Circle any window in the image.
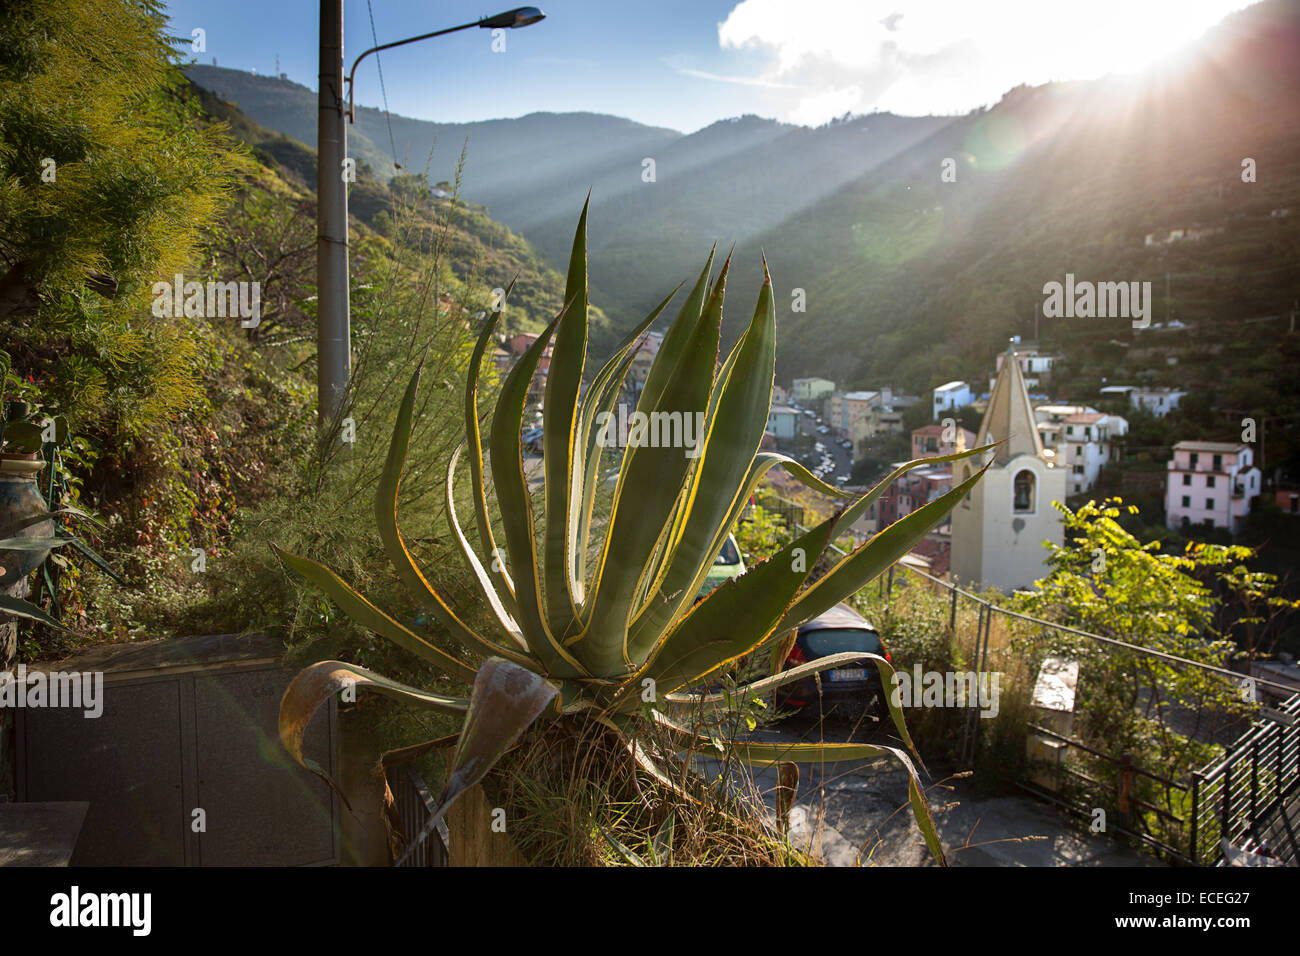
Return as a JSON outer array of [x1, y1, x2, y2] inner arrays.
[[1206, 476, 1215, 488], [1213, 454, 1222, 470], [1076, 446, 1083, 457], [1073, 465, 1084, 475], [1183, 474, 1191, 486], [1013, 470, 1035, 513], [1206, 498, 1215, 510], [1182, 495, 1190, 507], [1190, 452, 1199, 468]]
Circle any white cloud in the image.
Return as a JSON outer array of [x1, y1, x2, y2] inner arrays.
[[715, 0, 1255, 124], [673, 65, 796, 89]]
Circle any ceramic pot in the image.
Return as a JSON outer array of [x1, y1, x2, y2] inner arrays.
[[0, 455, 53, 586]]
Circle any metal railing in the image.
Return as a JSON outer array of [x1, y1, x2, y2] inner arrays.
[[1189, 691, 1300, 866], [389, 766, 449, 867]]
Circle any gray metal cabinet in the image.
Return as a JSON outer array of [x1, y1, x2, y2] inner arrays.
[[15, 633, 338, 866]]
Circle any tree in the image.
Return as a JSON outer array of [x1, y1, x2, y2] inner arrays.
[[1016, 498, 1292, 777], [0, 0, 242, 435]]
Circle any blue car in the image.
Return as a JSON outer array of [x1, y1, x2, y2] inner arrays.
[[774, 602, 890, 720]]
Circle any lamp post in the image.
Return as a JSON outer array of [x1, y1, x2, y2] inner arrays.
[[316, 5, 546, 431]]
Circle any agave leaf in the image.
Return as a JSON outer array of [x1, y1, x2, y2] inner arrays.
[[663, 650, 927, 773], [0, 536, 72, 550], [721, 739, 947, 866], [651, 812, 675, 865], [775, 462, 990, 636], [64, 536, 128, 585], [593, 712, 699, 803], [395, 658, 557, 865], [542, 199, 591, 632], [599, 826, 647, 866], [632, 250, 716, 418], [574, 288, 681, 597], [662, 651, 880, 714], [375, 369, 517, 662], [445, 445, 535, 662], [0, 594, 66, 629], [278, 660, 471, 802], [270, 544, 477, 683], [487, 311, 589, 678], [576, 260, 725, 673], [627, 265, 777, 662], [0, 506, 96, 538], [628, 511, 830, 703], [648, 713, 946, 865], [464, 300, 518, 613]]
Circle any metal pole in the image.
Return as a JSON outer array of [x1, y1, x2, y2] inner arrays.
[[1189, 771, 1201, 864], [318, 0, 351, 429]]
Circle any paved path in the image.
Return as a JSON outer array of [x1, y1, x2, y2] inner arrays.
[[695, 722, 1165, 867]]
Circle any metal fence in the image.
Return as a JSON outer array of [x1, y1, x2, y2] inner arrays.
[[746, 496, 1300, 865], [1189, 692, 1300, 865], [389, 765, 449, 867]]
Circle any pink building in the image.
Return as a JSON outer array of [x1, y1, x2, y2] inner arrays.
[[1165, 441, 1260, 534], [911, 423, 976, 459]]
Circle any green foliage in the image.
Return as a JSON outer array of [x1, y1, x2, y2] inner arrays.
[[734, 505, 794, 565], [0, 0, 245, 437], [274, 204, 991, 863], [1013, 498, 1292, 798]]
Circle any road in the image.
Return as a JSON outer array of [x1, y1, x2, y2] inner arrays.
[[786, 407, 854, 484]]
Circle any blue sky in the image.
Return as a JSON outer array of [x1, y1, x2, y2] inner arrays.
[[164, 0, 1256, 133]]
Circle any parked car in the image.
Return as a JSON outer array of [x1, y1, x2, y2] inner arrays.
[[697, 533, 746, 598], [774, 603, 890, 719], [840, 439, 853, 450], [803, 409, 815, 418], [816, 425, 830, 435]]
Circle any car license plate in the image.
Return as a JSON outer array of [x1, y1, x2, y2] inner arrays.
[[831, 668, 865, 681]]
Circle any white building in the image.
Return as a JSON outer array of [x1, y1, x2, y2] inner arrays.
[[1166, 441, 1260, 534], [1130, 386, 1187, 418], [791, 377, 836, 402], [1060, 412, 1128, 495], [766, 405, 800, 441], [951, 342, 1066, 592], [994, 348, 1058, 389], [1033, 404, 1093, 452], [933, 380, 973, 419]]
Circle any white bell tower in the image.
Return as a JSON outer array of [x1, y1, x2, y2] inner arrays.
[[950, 340, 1065, 592]]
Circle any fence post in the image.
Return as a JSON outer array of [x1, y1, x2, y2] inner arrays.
[[1189, 770, 1201, 865], [1277, 723, 1284, 800], [1222, 760, 1233, 840], [1250, 739, 1259, 821], [1117, 752, 1134, 833], [949, 587, 958, 634]]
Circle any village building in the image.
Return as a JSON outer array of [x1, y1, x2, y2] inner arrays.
[[951, 342, 1066, 592]]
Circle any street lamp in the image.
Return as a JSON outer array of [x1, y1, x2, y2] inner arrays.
[[316, 5, 546, 431], [346, 7, 545, 122]]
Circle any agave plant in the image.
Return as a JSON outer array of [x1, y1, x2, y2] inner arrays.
[[274, 201, 988, 864]]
